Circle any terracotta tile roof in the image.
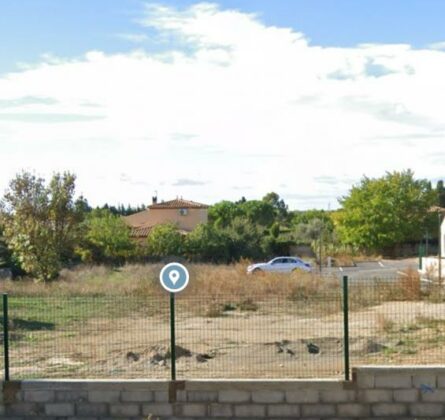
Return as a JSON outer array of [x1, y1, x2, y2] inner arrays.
[[129, 224, 190, 238], [148, 198, 209, 209], [130, 225, 154, 238]]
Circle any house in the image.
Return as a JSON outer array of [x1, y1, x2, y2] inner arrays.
[[124, 197, 209, 239]]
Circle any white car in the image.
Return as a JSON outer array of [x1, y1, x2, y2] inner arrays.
[[247, 257, 312, 274]]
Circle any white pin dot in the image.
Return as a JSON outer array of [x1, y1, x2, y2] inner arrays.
[[169, 270, 180, 285]]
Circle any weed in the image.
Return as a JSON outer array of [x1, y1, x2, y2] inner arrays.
[[376, 314, 395, 333], [205, 302, 226, 317], [238, 298, 258, 312]]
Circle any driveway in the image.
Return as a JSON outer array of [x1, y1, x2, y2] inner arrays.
[[321, 258, 418, 281]]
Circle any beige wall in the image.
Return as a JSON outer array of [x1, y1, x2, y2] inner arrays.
[[125, 208, 208, 231], [146, 208, 207, 231]]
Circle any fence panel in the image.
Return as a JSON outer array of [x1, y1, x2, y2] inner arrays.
[[349, 275, 445, 368], [5, 295, 170, 379], [2, 277, 344, 379], [174, 289, 343, 379]]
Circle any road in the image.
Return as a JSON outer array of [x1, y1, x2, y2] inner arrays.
[[321, 258, 419, 281]]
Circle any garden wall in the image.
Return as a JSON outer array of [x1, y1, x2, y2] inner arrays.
[[2, 366, 445, 419]]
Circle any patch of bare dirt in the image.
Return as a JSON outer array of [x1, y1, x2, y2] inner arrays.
[[5, 300, 445, 379]]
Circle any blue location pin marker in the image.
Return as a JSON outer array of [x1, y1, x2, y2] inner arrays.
[[160, 262, 189, 293]]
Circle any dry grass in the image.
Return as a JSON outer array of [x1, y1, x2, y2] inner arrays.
[[0, 263, 343, 319], [396, 267, 421, 300], [0, 262, 326, 298], [0, 263, 437, 320]]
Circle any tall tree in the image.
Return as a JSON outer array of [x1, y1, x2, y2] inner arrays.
[[48, 173, 85, 261], [262, 192, 288, 221], [0, 225, 12, 268], [0, 171, 84, 281], [239, 200, 275, 226], [335, 170, 437, 252], [437, 180, 445, 208], [208, 201, 243, 227]]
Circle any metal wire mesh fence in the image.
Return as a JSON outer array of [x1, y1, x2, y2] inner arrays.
[[1, 296, 170, 380], [348, 276, 445, 368], [174, 291, 343, 379], [1, 273, 445, 381]]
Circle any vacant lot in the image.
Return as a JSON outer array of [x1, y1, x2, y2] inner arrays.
[[1, 263, 445, 379]]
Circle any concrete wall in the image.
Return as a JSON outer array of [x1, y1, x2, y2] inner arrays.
[[2, 366, 445, 419]]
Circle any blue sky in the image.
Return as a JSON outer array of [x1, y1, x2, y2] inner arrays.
[[1, 1, 445, 209], [2, 0, 445, 74]]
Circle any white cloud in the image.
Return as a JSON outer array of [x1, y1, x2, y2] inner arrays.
[[428, 41, 445, 51], [1, 3, 445, 209]]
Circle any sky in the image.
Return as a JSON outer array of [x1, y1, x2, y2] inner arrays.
[[1, 1, 445, 210]]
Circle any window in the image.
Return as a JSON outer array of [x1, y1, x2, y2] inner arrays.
[[179, 208, 188, 216]]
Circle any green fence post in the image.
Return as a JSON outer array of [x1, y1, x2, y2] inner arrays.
[[342, 276, 350, 381], [3, 293, 10, 381], [170, 292, 176, 381]]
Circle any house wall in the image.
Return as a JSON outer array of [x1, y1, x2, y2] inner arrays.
[[125, 208, 208, 231], [2, 366, 445, 419], [145, 208, 208, 231]]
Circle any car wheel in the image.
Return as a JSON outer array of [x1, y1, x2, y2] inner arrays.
[[252, 268, 263, 275]]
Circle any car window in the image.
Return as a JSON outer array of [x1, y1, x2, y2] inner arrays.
[[272, 258, 284, 264]]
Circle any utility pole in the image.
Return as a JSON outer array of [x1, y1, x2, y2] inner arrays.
[[439, 212, 442, 285], [319, 222, 323, 275]]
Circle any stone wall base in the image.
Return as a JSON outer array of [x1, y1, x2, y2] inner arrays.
[[2, 366, 445, 419]]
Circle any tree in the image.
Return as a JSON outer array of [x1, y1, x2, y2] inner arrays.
[[336, 170, 437, 252], [239, 200, 275, 226], [48, 173, 86, 261], [291, 209, 333, 228], [437, 180, 445, 208], [77, 209, 135, 263], [146, 224, 184, 259], [224, 216, 266, 260], [294, 218, 325, 244], [0, 224, 12, 268], [0, 171, 84, 281], [185, 224, 231, 262], [208, 201, 243, 227], [262, 192, 288, 221], [99, 203, 145, 216]]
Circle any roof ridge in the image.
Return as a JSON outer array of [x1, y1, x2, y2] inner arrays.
[[148, 198, 208, 209]]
